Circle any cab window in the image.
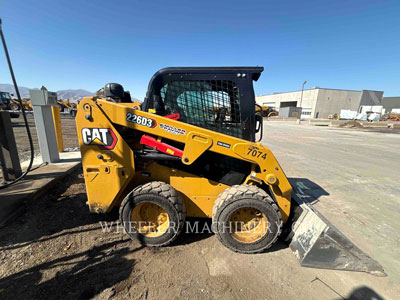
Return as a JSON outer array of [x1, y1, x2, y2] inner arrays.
[[159, 80, 242, 138]]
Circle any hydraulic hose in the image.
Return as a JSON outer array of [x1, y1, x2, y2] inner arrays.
[[0, 18, 35, 189], [255, 104, 263, 142]]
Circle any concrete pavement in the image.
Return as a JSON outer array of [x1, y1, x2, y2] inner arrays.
[[261, 121, 400, 293], [0, 152, 81, 227]]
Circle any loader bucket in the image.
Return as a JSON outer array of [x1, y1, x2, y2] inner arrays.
[[287, 183, 386, 277]]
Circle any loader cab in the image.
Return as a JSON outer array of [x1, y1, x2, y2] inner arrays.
[[142, 67, 263, 142], [0, 91, 11, 109]]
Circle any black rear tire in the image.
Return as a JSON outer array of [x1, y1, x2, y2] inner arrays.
[[119, 181, 186, 246], [212, 185, 282, 253]]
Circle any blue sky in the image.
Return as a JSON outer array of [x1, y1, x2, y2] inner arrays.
[[1, 0, 399, 99]]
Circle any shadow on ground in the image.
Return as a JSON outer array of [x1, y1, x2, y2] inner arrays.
[[289, 177, 330, 205], [0, 168, 111, 251], [343, 286, 384, 300], [172, 218, 214, 246], [0, 240, 137, 300], [312, 277, 385, 300]]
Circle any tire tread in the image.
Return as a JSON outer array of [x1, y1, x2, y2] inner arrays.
[[119, 181, 186, 246], [212, 184, 282, 253]]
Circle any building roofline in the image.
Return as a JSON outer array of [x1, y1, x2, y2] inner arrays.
[[257, 87, 383, 97], [382, 97, 400, 100]]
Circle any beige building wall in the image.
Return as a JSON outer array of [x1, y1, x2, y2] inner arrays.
[[256, 89, 319, 118], [313, 89, 361, 118], [256, 89, 318, 110], [256, 88, 383, 118]]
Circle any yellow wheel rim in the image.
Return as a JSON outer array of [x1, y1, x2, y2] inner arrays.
[[228, 207, 269, 244], [130, 202, 170, 238]]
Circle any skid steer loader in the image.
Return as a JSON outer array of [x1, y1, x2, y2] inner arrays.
[[76, 67, 384, 275]]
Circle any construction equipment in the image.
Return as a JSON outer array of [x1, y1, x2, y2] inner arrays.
[[57, 99, 78, 116], [8, 97, 32, 111], [328, 113, 338, 120], [0, 91, 19, 118], [76, 67, 385, 275], [0, 91, 12, 110], [255, 105, 278, 117], [381, 113, 400, 121]]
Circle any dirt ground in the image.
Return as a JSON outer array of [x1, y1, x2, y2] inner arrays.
[[1, 120, 399, 299], [0, 168, 384, 300], [0, 168, 286, 300]]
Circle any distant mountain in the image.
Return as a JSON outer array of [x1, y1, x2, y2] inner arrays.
[[56, 89, 94, 102], [0, 84, 35, 98], [0, 84, 93, 102]]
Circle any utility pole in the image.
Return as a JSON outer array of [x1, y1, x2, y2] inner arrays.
[[297, 80, 307, 124]]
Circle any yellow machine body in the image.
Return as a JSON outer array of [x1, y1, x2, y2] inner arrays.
[[76, 97, 292, 222], [9, 98, 32, 111], [75, 93, 386, 275]]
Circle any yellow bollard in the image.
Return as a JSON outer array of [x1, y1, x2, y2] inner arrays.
[[51, 105, 64, 152]]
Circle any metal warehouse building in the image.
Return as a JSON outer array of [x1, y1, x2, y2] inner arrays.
[[256, 88, 383, 119], [382, 97, 400, 113]]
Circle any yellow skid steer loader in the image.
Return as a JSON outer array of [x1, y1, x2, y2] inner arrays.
[[76, 67, 384, 276]]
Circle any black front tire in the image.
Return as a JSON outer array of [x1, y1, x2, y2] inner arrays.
[[212, 185, 282, 253], [119, 181, 186, 246]]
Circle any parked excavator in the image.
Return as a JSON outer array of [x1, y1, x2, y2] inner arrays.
[[76, 67, 385, 276]]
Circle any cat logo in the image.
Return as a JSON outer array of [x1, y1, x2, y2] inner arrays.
[[82, 128, 118, 150]]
